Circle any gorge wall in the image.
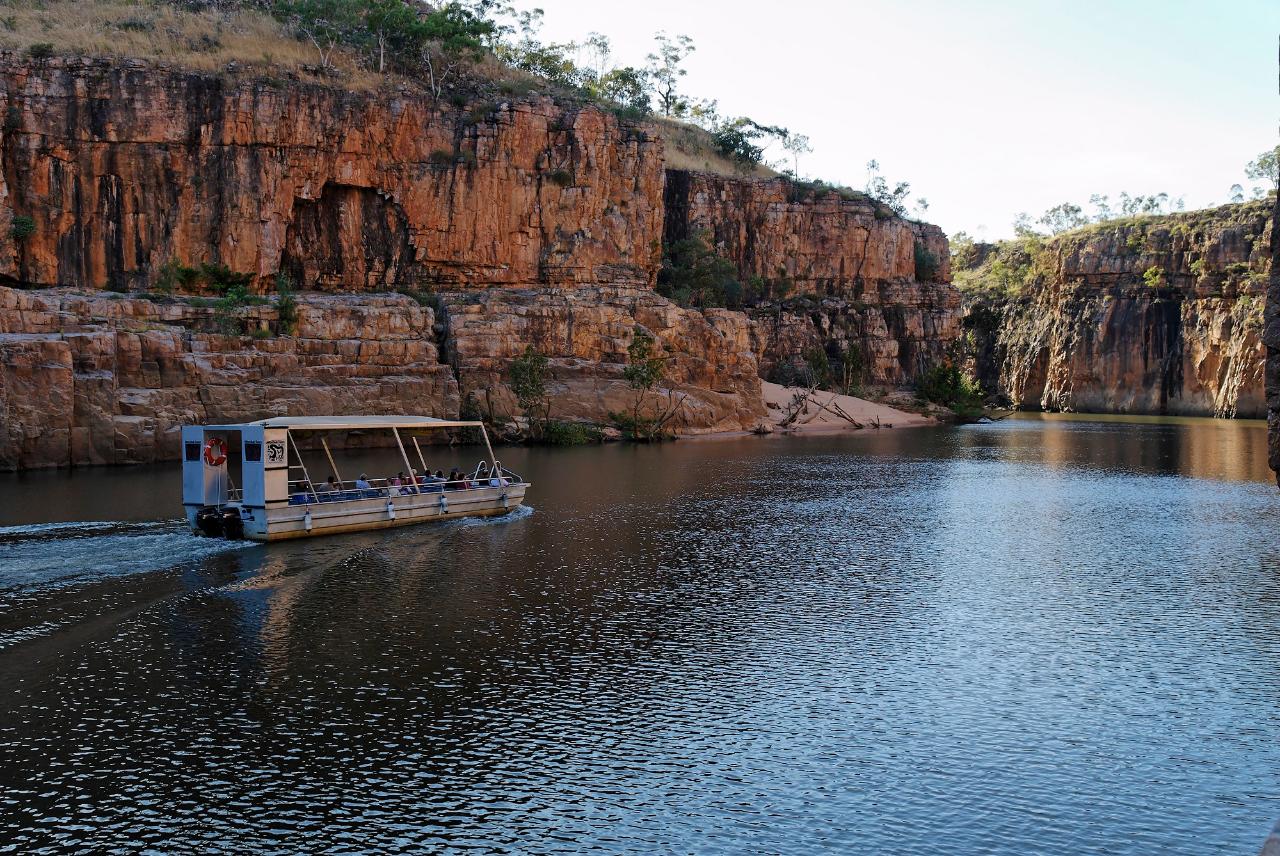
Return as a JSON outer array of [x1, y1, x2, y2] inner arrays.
[[0, 55, 958, 469], [665, 171, 960, 385], [962, 201, 1272, 419]]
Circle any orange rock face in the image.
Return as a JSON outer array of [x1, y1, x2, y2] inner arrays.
[[0, 56, 663, 291], [972, 202, 1272, 417], [665, 170, 951, 293], [666, 171, 961, 384], [445, 287, 765, 432]]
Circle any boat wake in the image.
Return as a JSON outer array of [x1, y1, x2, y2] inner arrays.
[[455, 503, 535, 527], [0, 519, 258, 594]]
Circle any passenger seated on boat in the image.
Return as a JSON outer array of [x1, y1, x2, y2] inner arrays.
[[290, 480, 318, 505], [393, 472, 416, 495], [355, 473, 372, 490], [447, 468, 465, 490]]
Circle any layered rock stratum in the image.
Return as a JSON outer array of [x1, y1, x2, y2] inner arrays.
[[961, 201, 1272, 419]]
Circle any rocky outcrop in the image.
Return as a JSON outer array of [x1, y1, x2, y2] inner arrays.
[[0, 55, 662, 292], [445, 287, 764, 432], [0, 283, 773, 469], [665, 171, 961, 384], [965, 201, 1272, 418], [0, 287, 457, 468]]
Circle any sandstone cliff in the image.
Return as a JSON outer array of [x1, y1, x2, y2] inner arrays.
[[0, 55, 662, 292], [962, 201, 1272, 418], [665, 171, 962, 385], [0, 56, 960, 470]]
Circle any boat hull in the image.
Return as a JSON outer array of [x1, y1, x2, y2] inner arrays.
[[189, 484, 528, 542]]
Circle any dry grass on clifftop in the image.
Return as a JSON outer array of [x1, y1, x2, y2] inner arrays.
[[0, 0, 381, 86]]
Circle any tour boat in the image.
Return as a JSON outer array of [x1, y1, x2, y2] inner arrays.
[[180, 416, 529, 542]]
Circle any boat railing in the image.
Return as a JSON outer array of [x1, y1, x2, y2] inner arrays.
[[286, 473, 524, 507]]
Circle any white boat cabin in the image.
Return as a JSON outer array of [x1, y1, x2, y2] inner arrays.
[[181, 416, 528, 542]]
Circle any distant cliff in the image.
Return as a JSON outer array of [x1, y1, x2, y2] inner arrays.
[[960, 201, 1272, 418], [0, 56, 961, 469]]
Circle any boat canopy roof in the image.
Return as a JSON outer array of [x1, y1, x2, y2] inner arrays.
[[196, 416, 485, 432]]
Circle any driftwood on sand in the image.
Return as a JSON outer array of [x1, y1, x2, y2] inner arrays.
[[779, 387, 886, 431]]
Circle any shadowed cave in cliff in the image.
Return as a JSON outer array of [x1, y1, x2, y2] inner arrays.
[[282, 183, 416, 291]]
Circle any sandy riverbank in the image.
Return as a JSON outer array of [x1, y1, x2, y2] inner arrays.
[[757, 380, 935, 433]]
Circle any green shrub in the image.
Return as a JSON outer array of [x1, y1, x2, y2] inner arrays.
[[657, 231, 743, 309], [610, 104, 648, 123], [1142, 266, 1167, 289], [508, 346, 550, 438], [428, 148, 454, 167], [838, 343, 866, 393], [153, 258, 203, 293], [498, 78, 539, 96], [801, 346, 832, 389], [27, 43, 53, 60], [916, 362, 984, 413], [274, 272, 299, 335], [548, 169, 573, 187], [10, 215, 35, 239], [464, 102, 497, 125], [914, 241, 939, 280], [541, 420, 603, 446], [198, 262, 254, 294]]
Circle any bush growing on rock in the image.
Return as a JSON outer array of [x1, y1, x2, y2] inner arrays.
[[274, 273, 299, 335], [1142, 266, 1167, 289], [540, 420, 604, 446], [916, 362, 985, 420], [10, 215, 35, 240], [612, 329, 684, 441], [507, 346, 550, 439], [913, 241, 939, 281], [657, 231, 743, 309]]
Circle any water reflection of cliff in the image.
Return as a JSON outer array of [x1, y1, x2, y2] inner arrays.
[[965, 414, 1271, 483]]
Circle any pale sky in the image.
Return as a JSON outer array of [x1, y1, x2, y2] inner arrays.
[[531, 0, 1279, 240]]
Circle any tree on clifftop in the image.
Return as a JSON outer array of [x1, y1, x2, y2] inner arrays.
[[646, 32, 694, 116], [864, 160, 911, 217], [1246, 145, 1280, 198]]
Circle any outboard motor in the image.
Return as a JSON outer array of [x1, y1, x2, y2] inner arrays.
[[195, 506, 225, 537], [221, 508, 245, 540]]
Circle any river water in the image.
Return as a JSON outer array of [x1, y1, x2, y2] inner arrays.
[[1, 415, 1279, 854]]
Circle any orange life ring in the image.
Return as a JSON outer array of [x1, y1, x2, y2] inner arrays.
[[203, 437, 228, 467]]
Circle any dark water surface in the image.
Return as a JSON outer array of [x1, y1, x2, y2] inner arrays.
[[2, 416, 1279, 854]]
